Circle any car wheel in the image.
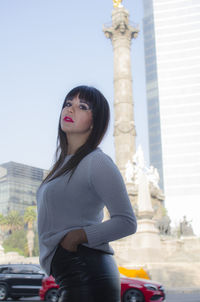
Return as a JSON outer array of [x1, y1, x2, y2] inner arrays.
[[123, 289, 144, 302], [0, 284, 8, 301], [45, 288, 58, 302]]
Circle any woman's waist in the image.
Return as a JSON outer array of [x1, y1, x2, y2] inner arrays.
[[51, 241, 114, 258]]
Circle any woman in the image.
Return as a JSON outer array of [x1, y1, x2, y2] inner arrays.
[[36, 85, 137, 302]]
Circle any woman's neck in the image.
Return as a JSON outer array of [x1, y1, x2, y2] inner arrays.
[[66, 133, 88, 155]]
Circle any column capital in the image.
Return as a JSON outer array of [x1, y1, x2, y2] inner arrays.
[[103, 7, 139, 41]]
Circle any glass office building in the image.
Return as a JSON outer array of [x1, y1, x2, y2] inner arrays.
[[143, 0, 200, 234], [0, 161, 48, 215], [143, 0, 164, 190]]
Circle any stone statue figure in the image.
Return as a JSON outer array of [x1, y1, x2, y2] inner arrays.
[[147, 166, 160, 189], [180, 216, 195, 236], [132, 145, 145, 170], [157, 215, 171, 235], [113, 0, 123, 8], [125, 160, 134, 182], [132, 146, 147, 185], [137, 160, 154, 216]]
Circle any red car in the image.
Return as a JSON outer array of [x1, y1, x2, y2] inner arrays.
[[39, 274, 165, 302]]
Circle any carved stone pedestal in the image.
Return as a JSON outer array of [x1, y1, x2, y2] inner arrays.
[[130, 218, 163, 263]]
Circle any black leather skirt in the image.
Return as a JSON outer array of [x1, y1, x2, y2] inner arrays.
[[51, 244, 120, 302]]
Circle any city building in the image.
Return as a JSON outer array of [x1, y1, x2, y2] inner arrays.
[[143, 0, 200, 234], [0, 161, 48, 215]]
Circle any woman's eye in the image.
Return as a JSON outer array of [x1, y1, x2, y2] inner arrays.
[[80, 104, 89, 110], [65, 102, 72, 107]]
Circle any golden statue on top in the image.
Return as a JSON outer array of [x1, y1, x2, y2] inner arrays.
[[113, 0, 123, 8]]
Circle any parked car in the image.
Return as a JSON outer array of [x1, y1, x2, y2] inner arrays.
[[0, 263, 45, 301], [40, 274, 165, 302], [120, 275, 165, 302]]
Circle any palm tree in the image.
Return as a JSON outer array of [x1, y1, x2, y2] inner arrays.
[[24, 206, 37, 257], [5, 211, 23, 233]]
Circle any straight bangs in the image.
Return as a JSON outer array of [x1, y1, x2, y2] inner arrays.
[[63, 86, 100, 112]]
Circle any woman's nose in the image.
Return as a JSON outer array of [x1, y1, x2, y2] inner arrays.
[[67, 106, 73, 113]]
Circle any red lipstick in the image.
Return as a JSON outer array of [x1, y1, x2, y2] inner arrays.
[[64, 116, 74, 123]]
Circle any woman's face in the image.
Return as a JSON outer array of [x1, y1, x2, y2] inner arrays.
[[60, 94, 93, 138]]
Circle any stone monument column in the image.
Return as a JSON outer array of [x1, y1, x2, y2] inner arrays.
[[103, 2, 139, 179]]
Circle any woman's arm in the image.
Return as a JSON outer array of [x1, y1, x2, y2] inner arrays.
[[83, 152, 137, 247]]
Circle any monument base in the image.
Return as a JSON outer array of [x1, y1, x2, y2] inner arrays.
[[113, 235, 200, 289], [145, 262, 200, 288], [131, 218, 162, 249]]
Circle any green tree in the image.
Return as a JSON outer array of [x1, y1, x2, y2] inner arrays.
[[3, 229, 27, 256], [0, 214, 7, 232], [5, 211, 23, 233], [2, 208, 38, 257]]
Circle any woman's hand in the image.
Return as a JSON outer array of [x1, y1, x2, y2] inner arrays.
[[60, 229, 88, 252]]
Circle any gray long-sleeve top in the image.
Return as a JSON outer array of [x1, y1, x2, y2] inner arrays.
[[36, 148, 137, 275]]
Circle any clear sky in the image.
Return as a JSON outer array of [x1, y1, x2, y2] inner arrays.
[[0, 0, 148, 170]]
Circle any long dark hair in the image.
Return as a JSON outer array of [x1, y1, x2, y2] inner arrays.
[[41, 85, 110, 184]]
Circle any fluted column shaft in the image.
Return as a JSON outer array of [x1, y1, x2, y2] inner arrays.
[[103, 7, 138, 178]]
